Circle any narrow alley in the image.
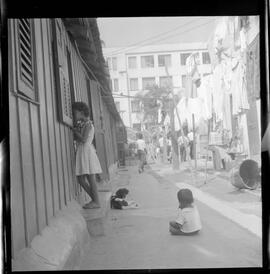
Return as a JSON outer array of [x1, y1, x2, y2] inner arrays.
[[80, 164, 262, 270]]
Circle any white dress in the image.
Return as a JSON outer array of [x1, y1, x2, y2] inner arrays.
[[75, 121, 102, 176]]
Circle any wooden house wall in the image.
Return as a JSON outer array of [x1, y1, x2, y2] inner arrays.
[[102, 100, 118, 168], [9, 18, 119, 258], [9, 19, 75, 257]]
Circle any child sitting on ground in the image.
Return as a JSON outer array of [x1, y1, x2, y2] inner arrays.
[[169, 188, 202, 235], [111, 188, 139, 210]]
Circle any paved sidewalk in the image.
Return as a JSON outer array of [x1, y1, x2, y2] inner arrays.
[[79, 165, 262, 270], [151, 160, 262, 218]]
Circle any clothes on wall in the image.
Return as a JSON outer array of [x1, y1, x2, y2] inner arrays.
[[197, 75, 213, 120], [230, 57, 250, 115], [246, 34, 260, 101]]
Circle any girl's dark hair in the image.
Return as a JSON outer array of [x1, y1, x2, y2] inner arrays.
[[115, 188, 129, 198], [177, 189, 194, 209], [72, 102, 90, 117]]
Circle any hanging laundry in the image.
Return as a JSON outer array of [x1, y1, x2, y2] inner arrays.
[[164, 114, 170, 126], [207, 31, 219, 69], [222, 92, 232, 132], [184, 75, 193, 98], [240, 28, 247, 53], [246, 42, 255, 102], [188, 97, 207, 125], [234, 17, 241, 51], [158, 107, 162, 124], [253, 35, 260, 99], [212, 65, 224, 121], [230, 56, 250, 115], [197, 75, 213, 120], [175, 97, 192, 131], [239, 60, 250, 111], [220, 55, 233, 92], [185, 52, 200, 98]]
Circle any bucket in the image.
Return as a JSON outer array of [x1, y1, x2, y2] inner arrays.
[[231, 159, 260, 190]]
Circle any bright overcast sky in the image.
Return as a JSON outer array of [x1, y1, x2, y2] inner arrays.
[[97, 17, 217, 48]]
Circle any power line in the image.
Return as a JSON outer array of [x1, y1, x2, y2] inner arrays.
[[107, 19, 215, 57], [106, 18, 199, 56]]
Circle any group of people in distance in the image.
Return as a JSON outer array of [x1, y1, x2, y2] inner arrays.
[[155, 130, 196, 164]]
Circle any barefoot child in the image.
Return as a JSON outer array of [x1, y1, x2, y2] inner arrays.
[[72, 102, 102, 209], [169, 189, 202, 235]]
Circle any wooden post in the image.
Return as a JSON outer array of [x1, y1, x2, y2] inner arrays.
[[171, 95, 194, 179], [192, 113, 197, 170], [170, 99, 179, 170], [204, 119, 211, 184], [162, 126, 167, 164]]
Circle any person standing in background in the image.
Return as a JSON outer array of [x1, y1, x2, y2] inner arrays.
[[136, 133, 147, 173], [188, 130, 194, 160]]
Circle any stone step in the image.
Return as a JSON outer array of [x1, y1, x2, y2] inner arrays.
[[80, 192, 112, 237]]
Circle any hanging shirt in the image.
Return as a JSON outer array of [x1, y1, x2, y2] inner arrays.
[[136, 139, 146, 151], [188, 132, 194, 141], [212, 65, 225, 121], [159, 137, 164, 148]]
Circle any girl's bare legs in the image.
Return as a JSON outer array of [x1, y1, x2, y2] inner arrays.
[[77, 175, 92, 197], [86, 174, 100, 206], [77, 175, 100, 208]]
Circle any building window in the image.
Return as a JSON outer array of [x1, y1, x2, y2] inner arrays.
[[180, 53, 191, 66], [141, 55, 154, 68], [159, 76, 173, 88], [107, 57, 112, 70], [130, 78, 138, 91], [15, 19, 37, 100], [131, 100, 140, 113], [52, 19, 73, 126], [115, 101, 120, 111], [112, 57, 117, 71], [142, 77, 155, 90], [128, 56, 137, 69], [181, 75, 187, 88], [113, 79, 119, 92], [133, 123, 141, 132], [158, 54, 171, 67], [202, 52, 211, 64]]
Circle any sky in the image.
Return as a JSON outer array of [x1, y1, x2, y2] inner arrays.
[[97, 17, 217, 49]]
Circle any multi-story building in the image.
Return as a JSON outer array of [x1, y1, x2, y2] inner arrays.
[[103, 42, 212, 131]]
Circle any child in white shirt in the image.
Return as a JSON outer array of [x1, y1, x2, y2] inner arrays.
[[169, 189, 202, 235]]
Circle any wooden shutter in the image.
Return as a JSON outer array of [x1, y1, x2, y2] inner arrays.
[[52, 19, 73, 126], [16, 19, 36, 100]]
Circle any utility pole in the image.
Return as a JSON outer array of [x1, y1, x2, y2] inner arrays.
[[169, 98, 180, 170], [124, 55, 132, 128], [164, 65, 179, 169], [162, 125, 168, 164], [192, 113, 197, 170]]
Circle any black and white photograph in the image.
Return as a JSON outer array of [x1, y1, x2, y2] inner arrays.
[[2, 0, 270, 272]]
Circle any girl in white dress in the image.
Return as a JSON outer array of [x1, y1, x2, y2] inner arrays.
[[72, 102, 102, 209]]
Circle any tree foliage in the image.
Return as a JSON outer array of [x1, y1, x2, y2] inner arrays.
[[137, 84, 171, 125]]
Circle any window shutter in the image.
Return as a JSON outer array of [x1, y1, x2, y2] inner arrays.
[[52, 19, 73, 126], [16, 19, 36, 100]]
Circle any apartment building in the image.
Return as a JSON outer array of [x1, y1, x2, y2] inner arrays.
[[103, 42, 212, 130]]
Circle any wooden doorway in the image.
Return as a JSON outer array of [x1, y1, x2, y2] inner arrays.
[[86, 79, 109, 180]]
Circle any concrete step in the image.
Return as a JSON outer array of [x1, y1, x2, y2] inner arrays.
[[80, 192, 112, 237]]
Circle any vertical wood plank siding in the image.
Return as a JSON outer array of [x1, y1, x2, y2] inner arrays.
[[10, 18, 119, 258], [17, 99, 39, 244], [10, 96, 27, 256], [34, 19, 54, 222]]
